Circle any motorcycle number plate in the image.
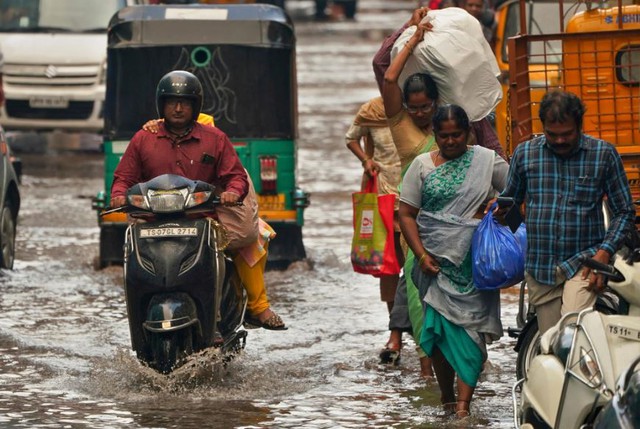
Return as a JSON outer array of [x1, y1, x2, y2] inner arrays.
[[608, 324, 640, 341], [139, 227, 198, 238]]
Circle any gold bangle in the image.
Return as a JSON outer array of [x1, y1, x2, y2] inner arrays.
[[361, 157, 371, 166], [418, 253, 427, 266]]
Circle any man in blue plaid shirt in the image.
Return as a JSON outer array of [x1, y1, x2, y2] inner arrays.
[[501, 90, 635, 334]]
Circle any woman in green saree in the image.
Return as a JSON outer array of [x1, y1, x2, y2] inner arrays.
[[399, 104, 508, 418]]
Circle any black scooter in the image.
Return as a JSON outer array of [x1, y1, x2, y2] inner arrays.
[[106, 174, 247, 374]]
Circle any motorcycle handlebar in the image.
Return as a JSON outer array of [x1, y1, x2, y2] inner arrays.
[[581, 257, 625, 283]]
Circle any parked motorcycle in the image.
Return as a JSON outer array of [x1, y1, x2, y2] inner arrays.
[[105, 174, 247, 374], [512, 240, 640, 429]]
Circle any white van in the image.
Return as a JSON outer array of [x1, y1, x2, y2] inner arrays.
[[0, 0, 138, 132]]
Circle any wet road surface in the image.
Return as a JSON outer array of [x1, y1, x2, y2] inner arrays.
[[0, 1, 522, 427]]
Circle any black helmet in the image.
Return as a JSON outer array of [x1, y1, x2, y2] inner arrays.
[[155, 70, 203, 120]]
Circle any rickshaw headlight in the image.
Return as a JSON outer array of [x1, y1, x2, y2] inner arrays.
[[185, 191, 212, 208], [146, 188, 188, 213]]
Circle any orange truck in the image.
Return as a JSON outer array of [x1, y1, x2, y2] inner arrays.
[[493, 0, 640, 213]]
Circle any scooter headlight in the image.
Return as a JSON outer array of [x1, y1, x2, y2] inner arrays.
[[146, 188, 189, 213], [127, 194, 149, 210], [579, 347, 603, 386], [185, 191, 212, 208]]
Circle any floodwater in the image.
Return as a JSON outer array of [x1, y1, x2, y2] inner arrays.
[[0, 1, 522, 428]]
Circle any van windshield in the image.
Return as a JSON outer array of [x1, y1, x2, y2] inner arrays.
[[0, 0, 127, 32]]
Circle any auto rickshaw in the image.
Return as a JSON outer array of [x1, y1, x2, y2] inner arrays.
[[93, 3, 310, 269]]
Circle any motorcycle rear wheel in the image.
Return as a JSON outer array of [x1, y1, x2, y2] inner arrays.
[[149, 329, 194, 374], [516, 318, 540, 381]]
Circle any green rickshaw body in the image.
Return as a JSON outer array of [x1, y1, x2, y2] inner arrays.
[[95, 4, 309, 268]]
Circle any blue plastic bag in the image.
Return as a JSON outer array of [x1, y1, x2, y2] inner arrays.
[[471, 211, 526, 290]]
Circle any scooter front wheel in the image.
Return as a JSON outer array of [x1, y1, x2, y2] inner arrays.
[[149, 329, 193, 374], [516, 318, 541, 380]]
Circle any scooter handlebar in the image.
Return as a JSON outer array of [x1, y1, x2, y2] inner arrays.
[[581, 257, 626, 283], [99, 199, 243, 217]]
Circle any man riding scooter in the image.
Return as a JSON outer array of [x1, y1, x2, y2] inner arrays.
[[110, 70, 287, 331]]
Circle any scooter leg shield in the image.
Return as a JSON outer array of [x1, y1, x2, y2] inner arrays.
[[142, 293, 201, 335], [218, 259, 245, 336], [520, 355, 565, 427]]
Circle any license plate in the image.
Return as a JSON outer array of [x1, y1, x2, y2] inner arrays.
[[608, 324, 640, 341], [139, 227, 198, 238], [29, 96, 69, 109], [257, 194, 285, 210]]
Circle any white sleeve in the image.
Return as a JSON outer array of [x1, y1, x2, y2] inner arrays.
[[492, 154, 509, 192], [399, 158, 425, 208], [345, 123, 366, 142]]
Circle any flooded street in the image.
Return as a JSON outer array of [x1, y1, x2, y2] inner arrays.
[[0, 1, 521, 427]]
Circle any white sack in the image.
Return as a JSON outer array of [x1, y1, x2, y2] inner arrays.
[[392, 7, 501, 122]]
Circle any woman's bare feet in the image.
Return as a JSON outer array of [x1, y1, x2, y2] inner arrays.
[[420, 355, 435, 378]]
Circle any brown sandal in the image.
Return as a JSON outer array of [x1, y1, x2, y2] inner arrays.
[[245, 311, 288, 331], [455, 410, 470, 419], [455, 400, 471, 419]]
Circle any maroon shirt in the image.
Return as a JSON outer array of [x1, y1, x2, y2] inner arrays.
[[111, 122, 248, 199]]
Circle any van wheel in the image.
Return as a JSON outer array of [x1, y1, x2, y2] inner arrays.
[[516, 318, 540, 380], [0, 199, 16, 270]]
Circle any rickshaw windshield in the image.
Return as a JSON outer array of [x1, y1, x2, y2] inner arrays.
[[106, 45, 294, 140], [105, 4, 296, 140], [0, 0, 126, 32]]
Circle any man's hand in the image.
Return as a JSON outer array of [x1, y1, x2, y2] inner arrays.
[[582, 249, 611, 293], [110, 195, 126, 208], [220, 191, 240, 206]]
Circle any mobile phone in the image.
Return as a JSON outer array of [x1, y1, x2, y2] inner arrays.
[[496, 196, 515, 208]]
